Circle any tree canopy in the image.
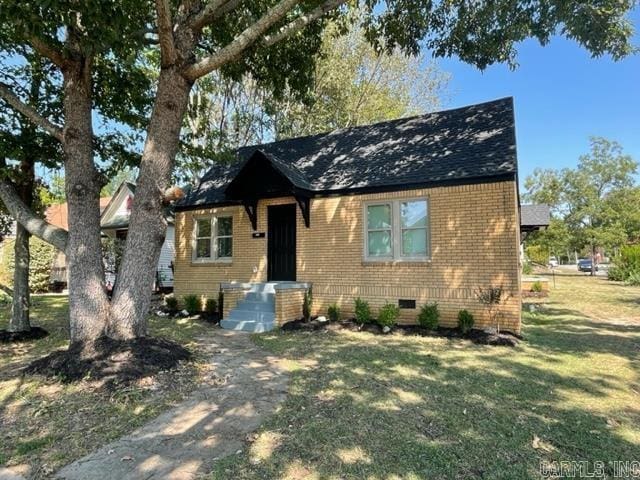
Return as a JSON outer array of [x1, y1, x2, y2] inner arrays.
[[524, 137, 639, 263]]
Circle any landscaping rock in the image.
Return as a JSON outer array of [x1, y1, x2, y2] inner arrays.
[[382, 326, 391, 333]]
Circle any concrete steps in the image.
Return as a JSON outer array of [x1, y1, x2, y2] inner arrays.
[[221, 283, 277, 333]]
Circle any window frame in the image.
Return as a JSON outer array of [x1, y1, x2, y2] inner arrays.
[[363, 197, 430, 262], [191, 214, 234, 263], [365, 201, 394, 259]]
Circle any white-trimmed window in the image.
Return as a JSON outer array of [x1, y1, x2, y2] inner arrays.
[[193, 216, 233, 261], [364, 199, 429, 261]]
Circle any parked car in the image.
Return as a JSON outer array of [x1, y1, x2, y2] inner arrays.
[[577, 258, 598, 272], [548, 256, 559, 268]]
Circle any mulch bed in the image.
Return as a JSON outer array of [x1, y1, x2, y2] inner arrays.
[[0, 326, 49, 343], [522, 291, 549, 298], [281, 318, 521, 347], [25, 336, 193, 389]]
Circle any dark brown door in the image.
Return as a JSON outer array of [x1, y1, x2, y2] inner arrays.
[[268, 204, 296, 281]]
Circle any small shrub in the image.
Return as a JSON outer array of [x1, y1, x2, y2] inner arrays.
[[303, 288, 313, 321], [183, 294, 200, 314], [378, 303, 399, 328], [457, 309, 475, 334], [165, 294, 178, 311], [354, 297, 372, 324], [627, 271, 640, 286], [609, 245, 640, 282], [531, 281, 543, 293], [327, 303, 341, 322], [205, 298, 218, 314], [475, 286, 510, 333], [522, 262, 533, 275], [417, 302, 439, 329]]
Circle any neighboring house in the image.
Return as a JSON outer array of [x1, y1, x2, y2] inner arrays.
[[519, 204, 551, 263], [174, 97, 525, 333], [100, 181, 175, 289], [45, 197, 112, 289]]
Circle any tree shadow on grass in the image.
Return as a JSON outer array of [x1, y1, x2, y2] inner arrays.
[[209, 324, 640, 480]]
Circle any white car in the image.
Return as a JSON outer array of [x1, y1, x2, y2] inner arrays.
[[548, 257, 559, 268]]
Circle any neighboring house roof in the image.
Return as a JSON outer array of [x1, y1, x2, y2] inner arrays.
[[179, 97, 518, 210], [45, 197, 112, 230], [100, 180, 173, 230], [520, 204, 551, 232]]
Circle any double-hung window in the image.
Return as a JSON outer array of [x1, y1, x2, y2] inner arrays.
[[365, 199, 429, 261], [193, 216, 233, 262]]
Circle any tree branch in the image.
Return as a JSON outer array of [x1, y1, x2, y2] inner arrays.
[[183, 0, 301, 81], [29, 35, 67, 68], [0, 82, 64, 142], [190, 0, 230, 31], [0, 177, 68, 252], [156, 0, 178, 67], [263, 0, 347, 47]]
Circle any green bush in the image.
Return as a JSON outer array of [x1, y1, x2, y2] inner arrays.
[[205, 298, 218, 314], [609, 245, 640, 283], [327, 303, 341, 322], [417, 302, 439, 330], [165, 294, 178, 311], [303, 288, 313, 320], [627, 271, 640, 286], [378, 303, 399, 328], [354, 297, 372, 324], [183, 294, 201, 314], [522, 262, 533, 275], [1, 237, 56, 293], [457, 309, 475, 334], [525, 245, 547, 265], [531, 281, 543, 293]]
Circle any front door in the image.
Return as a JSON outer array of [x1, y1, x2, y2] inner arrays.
[[267, 204, 296, 281]]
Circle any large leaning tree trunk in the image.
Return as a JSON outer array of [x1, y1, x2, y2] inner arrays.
[[8, 159, 34, 332], [109, 69, 192, 339]]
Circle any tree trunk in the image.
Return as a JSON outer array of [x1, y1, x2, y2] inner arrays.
[[109, 69, 192, 339], [62, 60, 110, 344], [9, 222, 30, 332], [591, 244, 597, 276], [8, 158, 35, 332]]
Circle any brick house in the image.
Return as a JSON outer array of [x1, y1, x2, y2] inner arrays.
[[173, 98, 523, 333]]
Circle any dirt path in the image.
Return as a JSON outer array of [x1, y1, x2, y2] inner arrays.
[[52, 330, 289, 480]]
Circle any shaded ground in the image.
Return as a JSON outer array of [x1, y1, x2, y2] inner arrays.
[[209, 275, 640, 479], [25, 336, 192, 389], [0, 296, 215, 478], [54, 330, 288, 480]]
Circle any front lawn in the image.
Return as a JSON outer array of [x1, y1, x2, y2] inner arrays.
[[211, 275, 640, 479], [0, 295, 214, 477]]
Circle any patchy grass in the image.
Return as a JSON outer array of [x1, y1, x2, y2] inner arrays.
[[0, 295, 215, 476], [211, 275, 640, 479]]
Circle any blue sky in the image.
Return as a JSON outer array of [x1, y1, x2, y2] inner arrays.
[[438, 11, 640, 189]]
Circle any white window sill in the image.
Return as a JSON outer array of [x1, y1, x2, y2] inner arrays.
[[191, 258, 233, 265], [362, 257, 431, 265]]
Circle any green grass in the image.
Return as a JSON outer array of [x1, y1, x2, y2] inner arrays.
[[0, 295, 215, 473], [210, 275, 640, 479]]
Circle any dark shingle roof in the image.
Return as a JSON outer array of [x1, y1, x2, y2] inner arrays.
[[520, 204, 551, 228], [179, 97, 517, 209]]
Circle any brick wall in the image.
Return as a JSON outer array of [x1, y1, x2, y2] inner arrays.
[[275, 288, 306, 325], [174, 179, 522, 333]]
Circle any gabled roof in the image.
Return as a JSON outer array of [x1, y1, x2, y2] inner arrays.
[[520, 204, 551, 231], [100, 180, 173, 230], [179, 97, 518, 210], [225, 150, 313, 197]]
